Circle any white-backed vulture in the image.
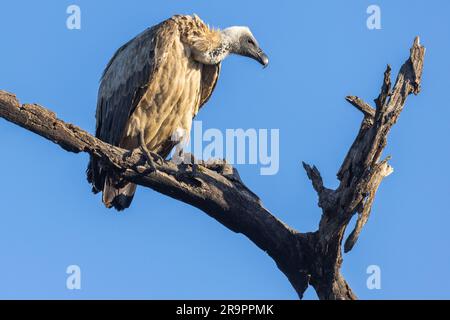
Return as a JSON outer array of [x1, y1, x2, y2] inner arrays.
[[87, 14, 269, 211]]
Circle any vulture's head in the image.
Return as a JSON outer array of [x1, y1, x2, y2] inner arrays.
[[221, 26, 269, 67]]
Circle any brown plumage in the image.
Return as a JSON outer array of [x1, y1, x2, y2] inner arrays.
[[87, 14, 268, 210]]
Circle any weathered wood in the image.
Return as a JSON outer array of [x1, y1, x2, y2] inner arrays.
[[0, 37, 425, 300]]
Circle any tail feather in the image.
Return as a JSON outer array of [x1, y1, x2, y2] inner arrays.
[[87, 156, 136, 211], [102, 178, 137, 211]]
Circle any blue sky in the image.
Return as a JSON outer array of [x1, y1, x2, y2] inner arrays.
[[0, 0, 449, 299]]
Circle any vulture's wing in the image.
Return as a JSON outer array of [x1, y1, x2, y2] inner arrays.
[[95, 20, 178, 146], [198, 63, 221, 111]]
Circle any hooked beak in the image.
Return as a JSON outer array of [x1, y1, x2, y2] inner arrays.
[[256, 49, 269, 68]]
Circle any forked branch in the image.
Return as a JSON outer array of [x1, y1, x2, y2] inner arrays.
[[0, 37, 425, 300]]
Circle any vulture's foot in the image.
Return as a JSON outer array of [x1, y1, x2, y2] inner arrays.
[[145, 153, 158, 173], [172, 152, 202, 174], [151, 152, 165, 165], [138, 130, 159, 173], [139, 146, 158, 173], [185, 153, 199, 174]]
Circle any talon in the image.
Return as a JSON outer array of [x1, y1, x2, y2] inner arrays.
[[139, 130, 158, 173], [153, 152, 165, 165], [141, 147, 157, 173]]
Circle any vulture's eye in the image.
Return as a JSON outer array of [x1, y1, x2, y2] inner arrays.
[[247, 39, 255, 46]]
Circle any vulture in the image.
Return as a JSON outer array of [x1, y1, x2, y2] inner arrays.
[[87, 14, 269, 211]]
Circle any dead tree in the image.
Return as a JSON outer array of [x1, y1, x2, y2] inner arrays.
[[0, 38, 425, 300]]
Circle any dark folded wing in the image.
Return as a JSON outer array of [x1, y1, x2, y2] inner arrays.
[[95, 19, 178, 146], [198, 63, 221, 111]]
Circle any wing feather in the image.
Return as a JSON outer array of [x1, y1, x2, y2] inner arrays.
[[88, 18, 178, 193], [96, 19, 178, 146], [199, 63, 221, 111]]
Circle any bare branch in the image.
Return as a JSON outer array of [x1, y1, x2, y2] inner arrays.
[[0, 90, 312, 298], [345, 96, 375, 119], [344, 159, 393, 253], [374, 65, 392, 112], [0, 37, 425, 300], [302, 162, 324, 194]]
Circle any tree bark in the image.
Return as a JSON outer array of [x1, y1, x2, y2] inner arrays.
[[0, 37, 425, 300]]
